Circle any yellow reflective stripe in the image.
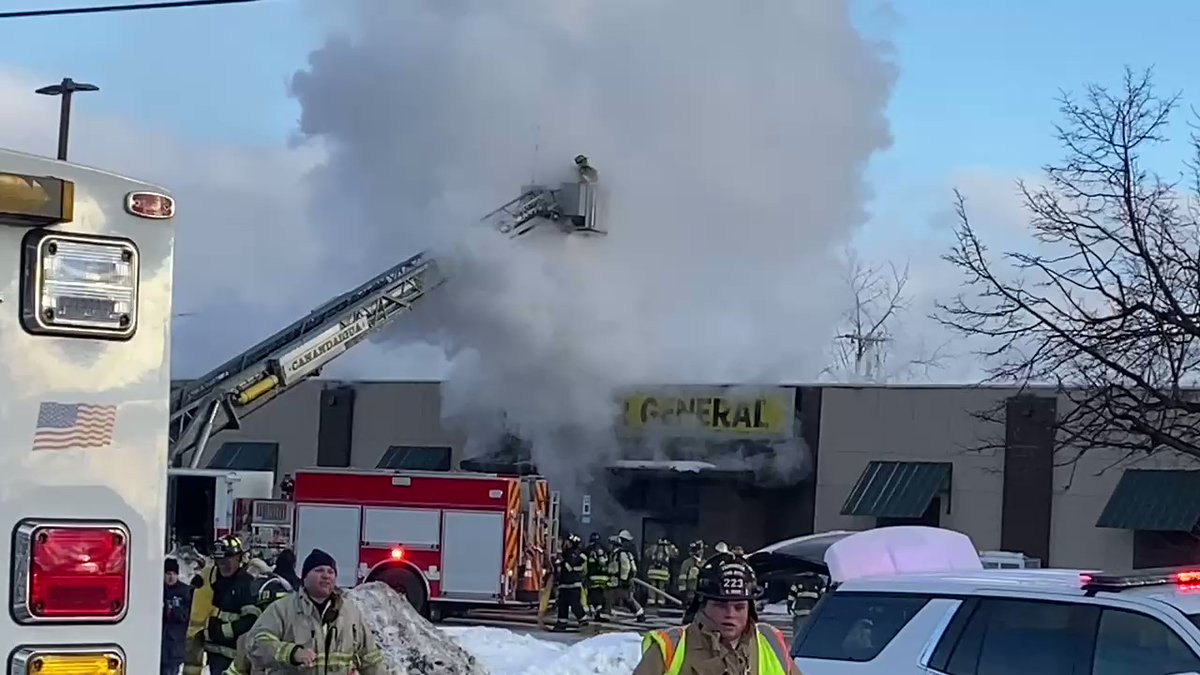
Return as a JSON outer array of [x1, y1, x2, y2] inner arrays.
[[182, 666, 203, 675], [220, 622, 235, 639], [255, 632, 298, 664], [216, 610, 239, 621], [360, 648, 384, 666], [241, 604, 262, 616], [642, 627, 687, 675], [756, 624, 790, 675]]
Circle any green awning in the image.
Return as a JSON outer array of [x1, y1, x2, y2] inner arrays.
[[1096, 469, 1200, 532], [840, 461, 952, 518]]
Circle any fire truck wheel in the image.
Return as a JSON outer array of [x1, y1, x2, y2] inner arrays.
[[377, 566, 428, 617]]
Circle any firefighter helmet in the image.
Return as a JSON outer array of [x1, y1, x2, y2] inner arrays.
[[689, 540, 704, 554], [697, 558, 759, 601], [589, 532, 602, 545], [616, 529, 634, 542], [211, 535, 245, 560]]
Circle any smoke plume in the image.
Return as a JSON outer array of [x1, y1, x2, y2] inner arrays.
[[290, 0, 897, 485]]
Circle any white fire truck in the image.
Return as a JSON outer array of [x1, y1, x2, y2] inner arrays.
[[0, 148, 176, 673]]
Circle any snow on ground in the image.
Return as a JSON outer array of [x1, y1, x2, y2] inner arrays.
[[442, 626, 643, 675], [760, 601, 789, 616]]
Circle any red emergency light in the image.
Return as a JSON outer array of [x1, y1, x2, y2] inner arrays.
[[1081, 566, 1200, 595], [11, 520, 130, 623], [390, 546, 405, 561]]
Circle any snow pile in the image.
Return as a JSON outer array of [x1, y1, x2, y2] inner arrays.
[[443, 627, 643, 675], [347, 582, 488, 675]]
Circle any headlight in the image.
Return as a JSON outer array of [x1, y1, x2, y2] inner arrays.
[[21, 231, 139, 340]]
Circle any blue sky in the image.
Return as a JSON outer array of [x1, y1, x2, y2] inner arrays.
[[3, 0, 1199, 236]]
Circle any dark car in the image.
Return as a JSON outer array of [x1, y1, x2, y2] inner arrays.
[[746, 531, 852, 605]]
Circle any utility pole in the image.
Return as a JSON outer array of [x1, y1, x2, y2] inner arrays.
[[36, 78, 99, 161]]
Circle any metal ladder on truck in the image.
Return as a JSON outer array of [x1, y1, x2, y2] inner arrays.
[[169, 155, 603, 468]]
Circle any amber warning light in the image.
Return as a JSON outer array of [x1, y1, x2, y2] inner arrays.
[[11, 520, 130, 623], [0, 172, 73, 226], [125, 191, 174, 219]]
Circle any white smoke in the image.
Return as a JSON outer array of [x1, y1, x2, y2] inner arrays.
[[290, 0, 897, 481]]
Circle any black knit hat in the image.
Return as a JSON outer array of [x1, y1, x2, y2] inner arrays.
[[164, 558, 179, 574], [302, 548, 337, 577]]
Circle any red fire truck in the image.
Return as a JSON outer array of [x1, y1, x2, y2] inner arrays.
[[271, 468, 559, 618]]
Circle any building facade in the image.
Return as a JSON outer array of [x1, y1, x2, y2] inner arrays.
[[188, 379, 1200, 570]]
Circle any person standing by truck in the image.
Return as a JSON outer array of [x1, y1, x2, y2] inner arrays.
[[552, 534, 589, 631], [248, 549, 384, 674], [162, 558, 193, 675], [185, 536, 261, 675]]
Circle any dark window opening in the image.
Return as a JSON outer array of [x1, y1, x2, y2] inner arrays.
[[207, 441, 278, 472], [377, 445, 452, 471], [878, 497, 942, 529]]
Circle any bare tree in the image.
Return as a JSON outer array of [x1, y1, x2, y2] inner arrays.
[[937, 68, 1200, 464], [825, 248, 944, 382]]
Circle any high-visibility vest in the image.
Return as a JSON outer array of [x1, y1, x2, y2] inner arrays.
[[642, 623, 790, 675]]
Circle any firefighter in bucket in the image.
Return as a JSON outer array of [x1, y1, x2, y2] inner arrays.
[[633, 557, 798, 674]]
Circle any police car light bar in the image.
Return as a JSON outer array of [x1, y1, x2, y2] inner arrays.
[[1080, 566, 1200, 595]]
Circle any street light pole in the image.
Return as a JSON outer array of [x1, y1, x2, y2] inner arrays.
[[35, 78, 99, 161]]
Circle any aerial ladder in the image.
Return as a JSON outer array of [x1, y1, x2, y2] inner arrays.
[[169, 154, 602, 468]]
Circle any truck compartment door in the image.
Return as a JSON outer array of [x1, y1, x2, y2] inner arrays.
[[295, 504, 361, 588], [363, 507, 440, 549], [440, 510, 504, 598]]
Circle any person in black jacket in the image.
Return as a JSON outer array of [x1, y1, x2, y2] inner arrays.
[[553, 534, 589, 631], [162, 558, 193, 675], [201, 535, 261, 675], [271, 549, 301, 591]]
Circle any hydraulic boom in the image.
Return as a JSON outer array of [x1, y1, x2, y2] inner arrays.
[[170, 155, 602, 467]]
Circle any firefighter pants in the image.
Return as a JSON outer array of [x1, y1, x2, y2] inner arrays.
[[586, 582, 609, 617], [182, 638, 205, 675], [556, 586, 587, 623], [610, 585, 643, 616], [646, 575, 670, 606]]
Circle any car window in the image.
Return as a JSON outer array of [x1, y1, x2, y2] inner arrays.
[[943, 598, 1085, 675], [792, 592, 929, 661], [1092, 608, 1200, 675]]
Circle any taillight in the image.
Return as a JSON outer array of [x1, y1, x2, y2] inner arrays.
[[9, 645, 125, 674], [390, 547, 405, 560], [11, 519, 130, 623]]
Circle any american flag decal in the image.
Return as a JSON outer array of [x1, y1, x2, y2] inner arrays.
[[32, 402, 117, 451]]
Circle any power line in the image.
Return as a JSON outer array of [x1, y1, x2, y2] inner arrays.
[[0, 0, 265, 19]]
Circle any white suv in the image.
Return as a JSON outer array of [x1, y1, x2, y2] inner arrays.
[[785, 528, 1200, 675]]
